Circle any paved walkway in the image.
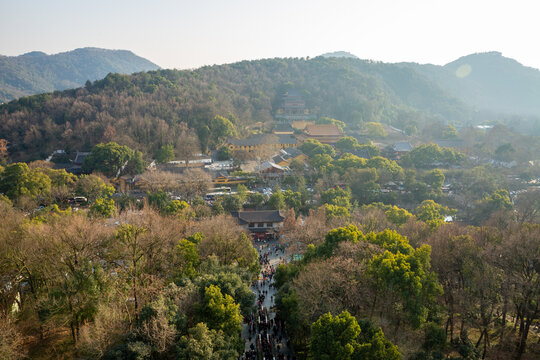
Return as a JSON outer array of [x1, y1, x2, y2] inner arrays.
[[241, 240, 294, 360]]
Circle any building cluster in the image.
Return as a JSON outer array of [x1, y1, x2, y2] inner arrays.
[[59, 89, 472, 240], [227, 88, 344, 154], [273, 89, 312, 121], [227, 123, 344, 153]]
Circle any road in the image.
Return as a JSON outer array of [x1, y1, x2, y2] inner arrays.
[[241, 240, 294, 360]]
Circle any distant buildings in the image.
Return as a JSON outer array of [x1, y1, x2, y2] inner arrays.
[[298, 124, 344, 144], [205, 160, 234, 171], [283, 147, 307, 162], [67, 151, 91, 174], [73, 151, 90, 166], [383, 141, 412, 160], [256, 161, 287, 178], [272, 154, 289, 167], [392, 141, 413, 153], [213, 172, 250, 185], [272, 123, 295, 135], [273, 148, 307, 167], [274, 89, 312, 121], [227, 134, 298, 153], [379, 141, 412, 160]]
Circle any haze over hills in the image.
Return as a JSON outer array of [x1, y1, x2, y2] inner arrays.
[[2, 47, 539, 118], [0, 47, 160, 102], [398, 51, 540, 117], [0, 56, 471, 160], [2, 51, 540, 160], [320, 50, 540, 117]]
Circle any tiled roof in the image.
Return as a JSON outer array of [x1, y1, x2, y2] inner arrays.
[[273, 123, 294, 133], [272, 155, 287, 163], [228, 134, 297, 147], [257, 161, 286, 172], [304, 124, 343, 137], [231, 210, 285, 224], [393, 142, 413, 152], [281, 147, 304, 158], [73, 151, 91, 165]]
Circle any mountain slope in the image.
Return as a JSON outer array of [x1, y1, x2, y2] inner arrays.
[[0, 47, 160, 102], [0, 57, 471, 161], [398, 52, 540, 116]]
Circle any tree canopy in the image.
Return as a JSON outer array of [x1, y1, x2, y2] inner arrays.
[[310, 311, 400, 360], [300, 139, 336, 158], [402, 144, 464, 168], [83, 142, 145, 177], [0, 162, 51, 201]]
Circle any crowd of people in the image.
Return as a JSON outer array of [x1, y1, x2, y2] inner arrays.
[[242, 240, 293, 360]]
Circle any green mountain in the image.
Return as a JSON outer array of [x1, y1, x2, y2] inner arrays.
[[398, 51, 540, 117], [0, 57, 471, 158], [0, 56, 470, 161], [0, 47, 160, 102], [2, 51, 539, 161]]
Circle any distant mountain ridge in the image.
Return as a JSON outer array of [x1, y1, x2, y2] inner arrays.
[[320, 51, 359, 59], [3, 48, 539, 117], [397, 51, 540, 116], [0, 56, 471, 161], [0, 47, 160, 102], [2, 51, 540, 160]]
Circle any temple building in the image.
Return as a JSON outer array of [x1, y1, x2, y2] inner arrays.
[[274, 89, 312, 121], [227, 134, 298, 152], [299, 124, 344, 144], [231, 210, 285, 239]]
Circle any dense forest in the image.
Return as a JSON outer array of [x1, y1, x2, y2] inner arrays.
[[0, 56, 473, 161], [2, 53, 540, 163]]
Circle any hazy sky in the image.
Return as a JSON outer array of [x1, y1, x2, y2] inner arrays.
[[2, 0, 539, 70]]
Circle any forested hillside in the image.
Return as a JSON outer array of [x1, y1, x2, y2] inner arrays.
[[0, 48, 160, 102], [0, 56, 471, 161], [399, 52, 540, 117]]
